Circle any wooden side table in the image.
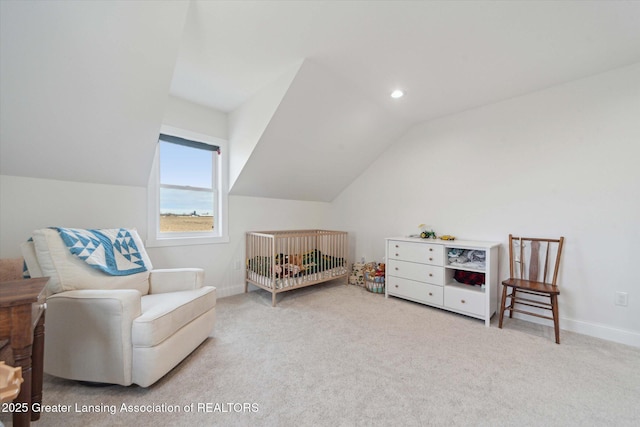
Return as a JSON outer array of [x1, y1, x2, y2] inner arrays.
[[0, 277, 48, 427]]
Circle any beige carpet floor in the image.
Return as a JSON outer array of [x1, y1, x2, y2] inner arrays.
[[2, 281, 639, 426]]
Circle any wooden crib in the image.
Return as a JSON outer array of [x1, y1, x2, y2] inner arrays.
[[245, 230, 349, 306]]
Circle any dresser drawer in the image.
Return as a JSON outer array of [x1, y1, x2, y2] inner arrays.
[[388, 276, 443, 306], [444, 285, 485, 317], [387, 260, 444, 285], [388, 240, 443, 266]]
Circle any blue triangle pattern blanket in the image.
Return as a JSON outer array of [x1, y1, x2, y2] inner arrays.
[[56, 227, 148, 276]]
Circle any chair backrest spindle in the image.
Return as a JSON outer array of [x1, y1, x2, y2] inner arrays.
[[508, 234, 515, 278], [552, 237, 564, 286], [543, 242, 550, 283], [519, 236, 524, 279]]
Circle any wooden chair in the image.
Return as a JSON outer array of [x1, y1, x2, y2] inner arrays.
[[499, 235, 565, 343]]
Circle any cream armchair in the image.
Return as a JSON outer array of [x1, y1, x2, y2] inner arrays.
[[21, 228, 216, 387]]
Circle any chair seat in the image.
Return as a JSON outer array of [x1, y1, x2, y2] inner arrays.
[[133, 287, 216, 347], [502, 278, 559, 295]]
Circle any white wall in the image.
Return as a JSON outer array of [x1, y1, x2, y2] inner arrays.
[[329, 64, 640, 346], [162, 95, 228, 140], [0, 175, 147, 257]]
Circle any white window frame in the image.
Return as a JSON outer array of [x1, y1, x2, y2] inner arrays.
[[147, 125, 229, 247]]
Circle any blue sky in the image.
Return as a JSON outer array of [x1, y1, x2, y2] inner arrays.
[[159, 142, 214, 215], [160, 141, 212, 188]]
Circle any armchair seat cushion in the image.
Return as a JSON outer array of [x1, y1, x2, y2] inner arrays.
[[133, 286, 216, 347]]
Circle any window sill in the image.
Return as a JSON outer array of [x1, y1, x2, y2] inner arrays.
[[146, 234, 229, 248]]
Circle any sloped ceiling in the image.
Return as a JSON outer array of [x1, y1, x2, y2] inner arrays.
[[2, 1, 640, 201], [170, 0, 640, 201], [230, 59, 411, 201], [0, 1, 189, 187]]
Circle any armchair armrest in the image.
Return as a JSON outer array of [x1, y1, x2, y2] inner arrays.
[[45, 289, 142, 385], [149, 268, 204, 294]]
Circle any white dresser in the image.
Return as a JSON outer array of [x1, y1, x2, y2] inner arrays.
[[385, 237, 500, 326]]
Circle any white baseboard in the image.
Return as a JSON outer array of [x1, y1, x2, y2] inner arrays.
[[510, 312, 640, 348], [215, 284, 246, 299], [561, 317, 640, 348]]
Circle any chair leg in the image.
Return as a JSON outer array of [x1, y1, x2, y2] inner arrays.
[[551, 294, 560, 344], [499, 285, 508, 328], [508, 289, 516, 318]]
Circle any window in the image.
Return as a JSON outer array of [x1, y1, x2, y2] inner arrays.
[[147, 127, 228, 246], [159, 134, 217, 232]]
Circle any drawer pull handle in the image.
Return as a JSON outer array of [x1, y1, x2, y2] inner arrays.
[[429, 273, 433, 277], [395, 285, 399, 288], [428, 292, 433, 296], [429, 257, 433, 261], [395, 245, 399, 248], [429, 248, 433, 252], [395, 267, 399, 271], [461, 299, 466, 304], [395, 253, 399, 257]]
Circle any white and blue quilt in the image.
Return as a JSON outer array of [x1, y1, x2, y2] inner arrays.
[[57, 227, 148, 276]]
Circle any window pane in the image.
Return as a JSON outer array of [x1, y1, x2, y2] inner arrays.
[[158, 139, 216, 233], [159, 141, 213, 189], [159, 187, 215, 232]]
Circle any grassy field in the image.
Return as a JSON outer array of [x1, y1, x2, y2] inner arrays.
[[160, 215, 214, 232]]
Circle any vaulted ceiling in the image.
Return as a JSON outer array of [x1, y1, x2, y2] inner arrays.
[[2, 1, 640, 201]]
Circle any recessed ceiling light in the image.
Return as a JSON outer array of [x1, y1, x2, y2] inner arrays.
[[390, 89, 404, 99]]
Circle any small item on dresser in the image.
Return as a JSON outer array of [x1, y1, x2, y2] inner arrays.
[[417, 224, 436, 239]]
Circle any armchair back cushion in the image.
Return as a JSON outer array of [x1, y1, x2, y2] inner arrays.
[[30, 228, 152, 296]]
